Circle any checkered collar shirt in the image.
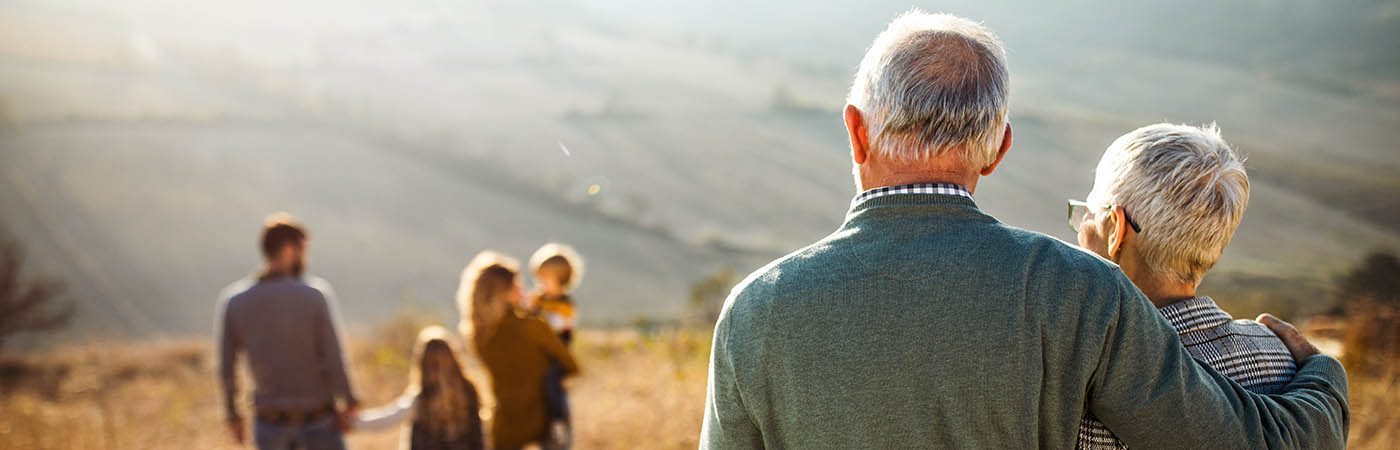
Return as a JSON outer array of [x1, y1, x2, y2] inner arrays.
[[852, 182, 973, 207], [1158, 296, 1235, 333]]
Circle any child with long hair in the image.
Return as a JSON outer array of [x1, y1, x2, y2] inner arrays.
[[457, 250, 579, 450], [354, 326, 485, 450]]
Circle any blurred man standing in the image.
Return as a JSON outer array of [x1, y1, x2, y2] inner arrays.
[[216, 213, 359, 450], [700, 11, 1348, 450]]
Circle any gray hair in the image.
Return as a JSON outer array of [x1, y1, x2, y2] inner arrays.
[[846, 11, 1010, 169], [1088, 123, 1250, 285]]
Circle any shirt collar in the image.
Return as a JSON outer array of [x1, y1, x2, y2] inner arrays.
[[851, 183, 973, 207], [1156, 296, 1233, 333]]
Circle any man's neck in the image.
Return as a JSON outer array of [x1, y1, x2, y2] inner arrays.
[[259, 267, 295, 281], [860, 169, 980, 194]]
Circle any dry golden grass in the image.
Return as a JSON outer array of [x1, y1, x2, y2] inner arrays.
[[1347, 362, 1399, 449], [1332, 303, 1400, 450], [0, 311, 1394, 450], [0, 339, 232, 450], [0, 315, 709, 450]]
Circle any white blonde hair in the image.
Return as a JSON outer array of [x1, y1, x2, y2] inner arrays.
[[846, 10, 1010, 169], [1088, 123, 1250, 285], [528, 242, 585, 291]]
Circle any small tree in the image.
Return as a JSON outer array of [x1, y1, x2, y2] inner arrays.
[[1337, 250, 1400, 310], [688, 267, 738, 325], [1335, 250, 1400, 377], [0, 239, 76, 352]]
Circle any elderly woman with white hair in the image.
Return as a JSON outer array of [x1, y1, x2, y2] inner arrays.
[[1069, 123, 1299, 449]]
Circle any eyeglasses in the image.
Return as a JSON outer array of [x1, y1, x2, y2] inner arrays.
[[1067, 199, 1142, 233]]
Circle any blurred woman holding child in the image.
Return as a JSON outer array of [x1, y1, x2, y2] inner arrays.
[[458, 249, 580, 450]]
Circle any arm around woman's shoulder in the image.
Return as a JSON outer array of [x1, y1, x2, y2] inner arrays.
[[1087, 275, 1348, 450]]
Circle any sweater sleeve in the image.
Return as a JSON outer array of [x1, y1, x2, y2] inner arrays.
[[1088, 275, 1349, 450], [533, 319, 579, 375], [700, 306, 764, 450]]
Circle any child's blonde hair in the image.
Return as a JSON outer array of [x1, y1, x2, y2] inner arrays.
[[529, 243, 585, 292]]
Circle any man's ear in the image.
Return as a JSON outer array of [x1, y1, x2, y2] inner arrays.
[[979, 123, 1013, 176], [1107, 205, 1129, 259], [844, 104, 869, 165]]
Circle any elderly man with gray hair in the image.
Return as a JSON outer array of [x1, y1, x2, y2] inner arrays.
[[1071, 123, 1301, 449], [700, 10, 1348, 450]]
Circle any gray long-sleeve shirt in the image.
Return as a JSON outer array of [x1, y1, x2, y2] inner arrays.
[[216, 275, 359, 420]]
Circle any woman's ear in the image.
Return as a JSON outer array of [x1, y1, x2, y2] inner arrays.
[[1107, 206, 1129, 259]]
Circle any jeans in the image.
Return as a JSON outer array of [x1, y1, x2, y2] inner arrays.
[[543, 360, 570, 422], [254, 417, 345, 450]]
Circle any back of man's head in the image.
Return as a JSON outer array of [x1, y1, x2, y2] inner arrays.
[[848, 11, 1010, 170], [260, 212, 307, 260]]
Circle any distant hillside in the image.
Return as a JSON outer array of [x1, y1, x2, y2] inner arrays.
[[1, 0, 1397, 340]]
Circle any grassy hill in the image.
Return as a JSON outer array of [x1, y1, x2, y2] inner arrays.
[[0, 316, 711, 450]]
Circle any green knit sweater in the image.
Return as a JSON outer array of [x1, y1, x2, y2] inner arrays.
[[700, 193, 1348, 449]]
